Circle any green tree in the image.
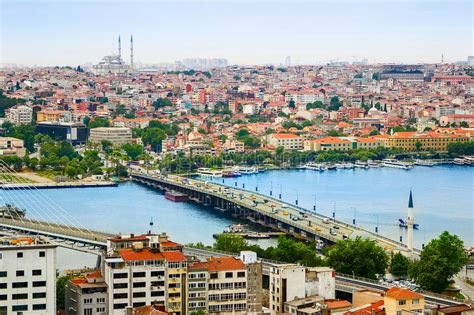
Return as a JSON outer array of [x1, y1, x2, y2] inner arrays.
[[142, 128, 166, 152], [89, 117, 109, 129], [390, 252, 411, 278], [152, 97, 173, 109], [411, 231, 467, 292], [459, 121, 469, 128], [214, 234, 248, 253], [415, 141, 422, 151], [101, 140, 113, 154], [325, 237, 389, 279], [56, 275, 71, 310], [288, 100, 296, 109], [328, 96, 342, 111], [122, 143, 144, 161]]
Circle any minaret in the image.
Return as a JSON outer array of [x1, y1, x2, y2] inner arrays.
[[130, 35, 134, 72], [406, 190, 414, 252], [118, 35, 122, 59]]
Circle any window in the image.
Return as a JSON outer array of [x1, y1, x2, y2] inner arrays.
[[133, 272, 146, 278], [113, 273, 128, 279], [133, 302, 146, 308], [12, 293, 28, 300], [133, 282, 146, 288], [84, 308, 92, 315], [225, 272, 233, 278], [133, 292, 146, 298], [151, 291, 164, 297], [398, 300, 406, 306], [97, 297, 105, 303], [114, 293, 128, 299], [12, 305, 28, 311], [0, 283, 6, 289], [113, 283, 127, 289], [210, 273, 218, 279], [0, 295, 6, 300], [12, 282, 28, 288], [412, 299, 419, 304], [32, 269, 42, 276], [114, 303, 128, 310], [84, 298, 92, 304], [0, 271, 6, 277], [97, 307, 105, 313], [17, 252, 23, 258], [16, 270, 24, 277], [39, 251, 45, 257], [237, 271, 245, 278], [33, 292, 46, 299], [33, 281, 46, 287], [33, 304, 46, 310]]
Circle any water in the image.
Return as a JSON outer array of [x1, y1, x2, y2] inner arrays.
[[2, 165, 472, 270]]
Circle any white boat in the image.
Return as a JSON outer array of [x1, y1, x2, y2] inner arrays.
[[238, 166, 258, 174], [415, 159, 436, 167], [367, 160, 381, 168], [382, 159, 414, 170], [305, 162, 326, 171], [335, 163, 345, 169], [326, 163, 337, 170], [453, 158, 466, 165], [355, 161, 369, 169], [342, 163, 355, 169], [461, 156, 474, 165], [197, 168, 223, 177]]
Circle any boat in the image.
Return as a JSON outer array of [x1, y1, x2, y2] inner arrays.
[[222, 170, 241, 177], [165, 191, 189, 202], [453, 158, 466, 165], [196, 167, 223, 177], [415, 159, 436, 167], [355, 161, 369, 169], [335, 163, 345, 169], [367, 160, 381, 168], [462, 156, 474, 165], [238, 166, 258, 174], [326, 163, 337, 170], [342, 163, 355, 169], [304, 162, 326, 171], [382, 159, 413, 170]]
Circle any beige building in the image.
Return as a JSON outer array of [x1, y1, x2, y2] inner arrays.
[[89, 127, 132, 146], [0, 137, 26, 157], [6, 105, 32, 125], [384, 287, 424, 315], [268, 133, 303, 150], [304, 137, 352, 152]]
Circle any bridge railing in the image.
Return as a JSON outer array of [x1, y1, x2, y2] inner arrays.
[[335, 272, 465, 303]]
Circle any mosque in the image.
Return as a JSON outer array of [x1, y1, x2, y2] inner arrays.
[[92, 35, 134, 75]]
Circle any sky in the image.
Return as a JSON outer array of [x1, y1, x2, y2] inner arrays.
[[0, 0, 472, 66]]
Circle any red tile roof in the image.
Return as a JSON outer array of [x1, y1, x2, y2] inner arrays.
[[385, 287, 423, 300], [206, 257, 245, 271], [161, 251, 187, 262], [118, 249, 165, 261]]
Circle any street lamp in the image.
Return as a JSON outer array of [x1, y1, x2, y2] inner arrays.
[[295, 188, 299, 206], [270, 181, 273, 196], [332, 201, 336, 221], [352, 207, 356, 225], [313, 194, 317, 212], [279, 184, 282, 199], [375, 214, 379, 233]]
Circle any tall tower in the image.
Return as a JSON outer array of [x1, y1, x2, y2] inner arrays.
[[406, 190, 414, 252], [118, 35, 122, 59], [130, 35, 134, 72]]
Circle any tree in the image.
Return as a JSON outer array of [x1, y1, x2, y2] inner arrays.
[[152, 97, 173, 109], [328, 96, 342, 111], [325, 237, 389, 279], [390, 252, 410, 278], [56, 275, 71, 310], [306, 101, 325, 110], [214, 234, 248, 253], [459, 121, 469, 128], [101, 140, 113, 154], [122, 143, 144, 161], [415, 141, 422, 151], [288, 100, 296, 109], [142, 128, 166, 152], [369, 130, 380, 136], [410, 231, 467, 292], [89, 117, 109, 129], [65, 165, 78, 178]]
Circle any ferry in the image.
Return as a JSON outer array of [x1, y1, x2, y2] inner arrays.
[[355, 161, 369, 169], [382, 159, 414, 170], [414, 159, 436, 167], [304, 162, 326, 171], [165, 191, 189, 202], [463, 156, 474, 165], [453, 158, 471, 165], [342, 162, 355, 169], [367, 160, 381, 168], [222, 170, 241, 178], [238, 166, 259, 174], [196, 168, 223, 177]]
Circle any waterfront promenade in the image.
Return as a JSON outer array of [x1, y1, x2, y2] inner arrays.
[[131, 173, 418, 254]]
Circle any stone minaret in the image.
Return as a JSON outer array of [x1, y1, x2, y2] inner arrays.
[[130, 35, 134, 72], [406, 190, 414, 252], [118, 35, 122, 59]]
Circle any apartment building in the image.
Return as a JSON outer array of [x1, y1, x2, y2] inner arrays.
[[6, 105, 33, 125], [239, 251, 263, 314], [89, 127, 133, 146], [382, 131, 469, 152], [268, 133, 303, 150], [0, 137, 26, 157], [187, 262, 209, 313], [285, 91, 323, 105], [303, 137, 352, 152], [384, 287, 424, 315], [0, 235, 56, 314], [269, 264, 335, 314], [103, 233, 187, 315], [65, 270, 108, 315], [206, 256, 248, 314]]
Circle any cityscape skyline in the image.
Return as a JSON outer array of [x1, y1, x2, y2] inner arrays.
[[1, 0, 472, 66]]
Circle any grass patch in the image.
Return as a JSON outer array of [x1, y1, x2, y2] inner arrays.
[[0, 173, 35, 184]]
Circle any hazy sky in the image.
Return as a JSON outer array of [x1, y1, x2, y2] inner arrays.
[[1, 0, 472, 66]]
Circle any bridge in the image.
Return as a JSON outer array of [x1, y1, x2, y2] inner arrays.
[[131, 173, 418, 254]]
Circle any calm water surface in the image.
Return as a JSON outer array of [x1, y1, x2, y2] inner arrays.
[[2, 165, 472, 269]]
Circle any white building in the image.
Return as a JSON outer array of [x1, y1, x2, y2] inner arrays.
[[0, 235, 57, 314], [6, 105, 33, 125], [267, 133, 303, 150], [64, 270, 108, 315], [0, 137, 26, 157], [89, 127, 133, 146], [269, 264, 335, 314]]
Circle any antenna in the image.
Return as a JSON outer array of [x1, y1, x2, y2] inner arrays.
[[148, 216, 153, 234]]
